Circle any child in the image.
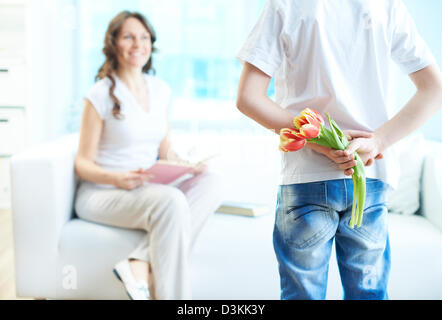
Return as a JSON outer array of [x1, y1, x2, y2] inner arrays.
[[236, 0, 441, 299]]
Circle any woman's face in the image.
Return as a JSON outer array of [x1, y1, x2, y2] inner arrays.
[[116, 17, 152, 70]]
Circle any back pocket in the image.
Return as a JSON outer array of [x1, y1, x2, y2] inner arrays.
[[277, 203, 335, 249]]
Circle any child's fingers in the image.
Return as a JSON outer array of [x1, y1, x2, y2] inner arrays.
[[343, 130, 373, 139], [338, 160, 358, 171], [344, 140, 361, 155], [331, 150, 354, 158], [334, 155, 355, 164]]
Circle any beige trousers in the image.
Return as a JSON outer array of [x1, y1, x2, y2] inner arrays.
[[74, 171, 224, 300]]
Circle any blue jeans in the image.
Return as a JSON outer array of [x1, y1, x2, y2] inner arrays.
[[273, 178, 391, 300]]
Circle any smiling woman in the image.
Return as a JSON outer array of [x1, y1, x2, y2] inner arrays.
[[73, 10, 224, 300], [96, 12, 157, 118], [117, 19, 153, 67]]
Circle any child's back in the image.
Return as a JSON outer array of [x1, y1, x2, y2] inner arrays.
[[238, 0, 434, 189]]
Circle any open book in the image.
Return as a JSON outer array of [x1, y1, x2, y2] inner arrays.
[[142, 155, 216, 186]]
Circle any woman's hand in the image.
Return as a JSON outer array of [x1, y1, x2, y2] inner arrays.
[[307, 130, 383, 176], [112, 169, 154, 190]]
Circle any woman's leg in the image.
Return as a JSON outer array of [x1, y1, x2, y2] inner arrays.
[[128, 171, 223, 297], [75, 182, 192, 300], [176, 171, 225, 253]]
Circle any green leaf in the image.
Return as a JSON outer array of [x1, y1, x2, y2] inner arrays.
[[326, 113, 345, 150], [330, 118, 350, 148]]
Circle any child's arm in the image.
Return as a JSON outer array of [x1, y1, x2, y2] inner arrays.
[[345, 64, 442, 159], [236, 62, 294, 134]]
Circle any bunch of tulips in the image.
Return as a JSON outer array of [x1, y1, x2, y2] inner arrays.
[[279, 108, 366, 229]]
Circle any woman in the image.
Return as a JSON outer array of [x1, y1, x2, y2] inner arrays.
[[74, 11, 223, 300]]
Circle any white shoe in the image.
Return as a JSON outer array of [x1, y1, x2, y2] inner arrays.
[[113, 259, 150, 300]]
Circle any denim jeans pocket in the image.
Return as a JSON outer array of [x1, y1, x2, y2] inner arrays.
[[277, 203, 334, 249], [365, 179, 389, 197], [348, 179, 389, 243], [352, 202, 388, 243]]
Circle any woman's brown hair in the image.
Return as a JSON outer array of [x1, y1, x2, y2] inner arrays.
[[96, 11, 157, 119]]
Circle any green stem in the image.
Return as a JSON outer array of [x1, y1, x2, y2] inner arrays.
[[353, 153, 366, 228], [349, 174, 357, 229], [356, 174, 366, 228]]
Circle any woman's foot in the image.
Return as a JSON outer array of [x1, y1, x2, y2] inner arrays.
[[128, 259, 149, 281], [113, 259, 150, 300], [129, 259, 155, 299]]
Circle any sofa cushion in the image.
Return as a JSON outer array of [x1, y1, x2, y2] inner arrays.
[[386, 133, 425, 215], [57, 218, 145, 299], [386, 213, 442, 299], [421, 149, 442, 232]]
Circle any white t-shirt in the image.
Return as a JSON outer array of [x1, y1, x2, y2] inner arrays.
[[85, 73, 169, 182], [237, 0, 435, 190]]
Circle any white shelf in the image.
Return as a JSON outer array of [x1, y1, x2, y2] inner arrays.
[[0, 0, 26, 4], [0, 157, 11, 210], [0, 2, 26, 59], [0, 106, 25, 109], [0, 108, 26, 157], [0, 0, 27, 210]]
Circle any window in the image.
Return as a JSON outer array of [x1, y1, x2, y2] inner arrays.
[[69, 0, 274, 134]]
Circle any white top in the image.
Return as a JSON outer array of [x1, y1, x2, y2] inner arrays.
[[85, 74, 170, 181], [237, 0, 435, 190]]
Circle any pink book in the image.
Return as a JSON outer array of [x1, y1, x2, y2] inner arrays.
[[142, 160, 196, 185]]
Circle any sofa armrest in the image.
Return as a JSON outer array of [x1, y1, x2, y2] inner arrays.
[[10, 134, 79, 297], [421, 141, 442, 233]]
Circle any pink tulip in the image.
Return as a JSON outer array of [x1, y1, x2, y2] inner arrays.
[[292, 108, 323, 140], [279, 128, 306, 152]]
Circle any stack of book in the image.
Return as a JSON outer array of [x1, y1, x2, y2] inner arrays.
[[215, 202, 270, 217]]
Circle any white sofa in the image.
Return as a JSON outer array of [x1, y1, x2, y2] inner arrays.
[[10, 132, 442, 300]]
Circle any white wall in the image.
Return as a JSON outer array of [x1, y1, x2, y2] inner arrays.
[[22, 0, 441, 147], [25, 0, 77, 146], [395, 0, 442, 142]]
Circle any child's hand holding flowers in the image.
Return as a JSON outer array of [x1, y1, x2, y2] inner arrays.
[[308, 131, 383, 176], [279, 108, 384, 229]]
